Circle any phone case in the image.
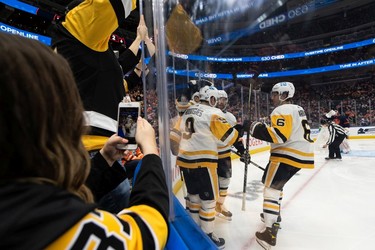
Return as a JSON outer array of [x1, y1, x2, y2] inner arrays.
[[117, 102, 140, 150]]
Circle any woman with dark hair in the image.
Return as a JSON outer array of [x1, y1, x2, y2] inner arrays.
[[0, 32, 169, 250]]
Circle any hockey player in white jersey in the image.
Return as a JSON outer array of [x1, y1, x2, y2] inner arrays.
[[250, 81, 314, 249], [176, 85, 240, 249], [215, 90, 240, 221]]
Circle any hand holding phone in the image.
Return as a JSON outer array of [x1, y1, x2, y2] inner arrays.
[[135, 117, 159, 156], [100, 134, 128, 166], [117, 102, 141, 150]]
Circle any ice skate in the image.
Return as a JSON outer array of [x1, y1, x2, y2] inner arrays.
[[207, 232, 225, 249], [215, 203, 232, 221], [255, 223, 280, 250]]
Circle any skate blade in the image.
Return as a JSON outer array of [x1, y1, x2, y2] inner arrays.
[[215, 212, 232, 221], [256, 238, 271, 250]]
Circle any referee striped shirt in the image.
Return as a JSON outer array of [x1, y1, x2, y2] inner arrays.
[[326, 123, 347, 145]]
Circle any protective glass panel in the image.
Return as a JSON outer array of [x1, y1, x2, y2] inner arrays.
[[148, 0, 375, 248]]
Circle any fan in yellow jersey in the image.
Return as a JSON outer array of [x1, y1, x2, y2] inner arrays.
[[175, 85, 240, 249], [51, 0, 138, 137], [250, 81, 314, 250]]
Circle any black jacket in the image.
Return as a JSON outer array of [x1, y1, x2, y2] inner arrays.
[[0, 154, 169, 250]]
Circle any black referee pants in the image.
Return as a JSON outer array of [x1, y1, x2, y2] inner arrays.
[[328, 134, 346, 159]]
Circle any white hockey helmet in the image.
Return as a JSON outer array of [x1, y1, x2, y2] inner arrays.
[[271, 81, 295, 102], [199, 85, 218, 107], [217, 90, 228, 99], [191, 92, 200, 104], [217, 90, 228, 110]]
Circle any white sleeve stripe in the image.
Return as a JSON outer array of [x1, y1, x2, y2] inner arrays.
[[121, 0, 133, 18], [84, 111, 117, 132]]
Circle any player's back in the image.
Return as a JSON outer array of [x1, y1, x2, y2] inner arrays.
[[270, 103, 314, 168], [177, 104, 237, 168]]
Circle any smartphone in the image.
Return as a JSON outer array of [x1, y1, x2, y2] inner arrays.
[[117, 102, 141, 150]]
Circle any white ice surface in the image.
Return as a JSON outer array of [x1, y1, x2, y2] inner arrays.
[[176, 139, 375, 250]]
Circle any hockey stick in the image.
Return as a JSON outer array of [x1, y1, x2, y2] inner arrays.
[[231, 149, 265, 171], [242, 78, 254, 211], [180, 169, 188, 199]]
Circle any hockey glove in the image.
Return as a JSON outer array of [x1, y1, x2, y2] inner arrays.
[[233, 139, 246, 155], [249, 121, 264, 136], [240, 151, 251, 165], [233, 124, 244, 137]]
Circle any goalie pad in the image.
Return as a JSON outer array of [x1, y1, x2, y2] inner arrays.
[[340, 138, 351, 153]]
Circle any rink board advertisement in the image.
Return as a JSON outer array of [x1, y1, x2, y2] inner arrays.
[[172, 126, 375, 193], [311, 126, 375, 140], [350, 126, 375, 137]]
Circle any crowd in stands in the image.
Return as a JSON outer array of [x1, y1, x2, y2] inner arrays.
[[190, 1, 375, 75], [206, 43, 375, 75], [191, 1, 375, 58], [137, 74, 374, 141], [233, 1, 375, 51], [302, 79, 375, 128], [218, 78, 375, 129], [0, 5, 52, 35]]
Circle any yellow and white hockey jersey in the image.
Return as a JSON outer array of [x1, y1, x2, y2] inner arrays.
[[175, 104, 239, 168], [251, 104, 314, 169], [218, 111, 237, 159]]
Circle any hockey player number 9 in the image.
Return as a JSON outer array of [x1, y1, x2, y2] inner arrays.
[[183, 117, 195, 139]]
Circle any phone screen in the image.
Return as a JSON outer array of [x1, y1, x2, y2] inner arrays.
[[117, 107, 139, 144]]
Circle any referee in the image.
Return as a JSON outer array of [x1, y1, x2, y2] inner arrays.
[[321, 119, 347, 160]]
